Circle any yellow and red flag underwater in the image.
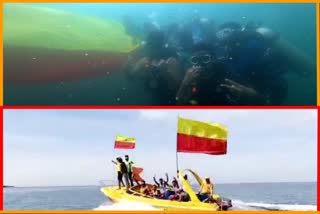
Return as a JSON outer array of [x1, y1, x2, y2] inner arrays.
[[4, 4, 136, 84], [177, 118, 228, 155], [114, 135, 136, 149]]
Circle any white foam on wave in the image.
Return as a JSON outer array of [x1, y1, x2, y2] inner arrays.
[[232, 199, 317, 211], [94, 200, 162, 211], [94, 199, 316, 211]]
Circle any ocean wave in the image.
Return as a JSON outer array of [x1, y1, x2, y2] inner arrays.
[[231, 199, 317, 211], [94, 199, 316, 211], [93, 200, 162, 210]]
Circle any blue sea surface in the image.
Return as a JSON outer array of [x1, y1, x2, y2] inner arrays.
[[4, 182, 316, 210]]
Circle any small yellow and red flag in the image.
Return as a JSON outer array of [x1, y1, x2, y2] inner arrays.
[[177, 118, 228, 155], [114, 135, 136, 149]]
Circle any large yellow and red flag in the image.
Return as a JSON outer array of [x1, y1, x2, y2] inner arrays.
[[114, 135, 136, 149], [177, 118, 228, 155]]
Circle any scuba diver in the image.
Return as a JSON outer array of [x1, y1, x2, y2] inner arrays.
[[176, 42, 232, 105], [214, 21, 315, 105], [176, 23, 290, 105], [168, 12, 216, 56], [189, 11, 216, 45], [126, 30, 183, 105], [190, 10, 217, 45], [215, 21, 289, 105]]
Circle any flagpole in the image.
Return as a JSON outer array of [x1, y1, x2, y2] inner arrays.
[[176, 148, 179, 172], [176, 115, 179, 176]]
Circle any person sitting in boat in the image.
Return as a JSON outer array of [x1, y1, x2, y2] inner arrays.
[[183, 174, 188, 181], [150, 185, 165, 199], [197, 176, 214, 202], [139, 181, 151, 196], [163, 177, 180, 199], [180, 191, 190, 202], [168, 189, 180, 201], [168, 188, 190, 202], [111, 157, 125, 190], [171, 177, 180, 190], [203, 194, 219, 204], [155, 189, 165, 199], [153, 173, 170, 192]]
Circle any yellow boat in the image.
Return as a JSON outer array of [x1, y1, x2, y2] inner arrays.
[[100, 169, 232, 211]]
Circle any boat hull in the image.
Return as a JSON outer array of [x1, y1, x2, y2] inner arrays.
[[101, 186, 221, 211]]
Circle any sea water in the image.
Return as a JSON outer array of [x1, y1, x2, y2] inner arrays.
[[4, 182, 316, 210]]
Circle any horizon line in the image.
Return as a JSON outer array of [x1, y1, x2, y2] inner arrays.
[[4, 181, 317, 188]]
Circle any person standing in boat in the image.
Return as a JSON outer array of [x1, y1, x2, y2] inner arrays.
[[197, 176, 214, 201], [112, 157, 125, 190], [118, 157, 130, 191], [124, 155, 134, 187]]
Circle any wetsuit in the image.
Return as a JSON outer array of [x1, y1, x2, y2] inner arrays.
[[126, 44, 180, 105], [217, 29, 288, 105], [144, 46, 180, 105], [188, 62, 231, 105]]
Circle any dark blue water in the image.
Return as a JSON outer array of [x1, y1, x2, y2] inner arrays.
[[4, 183, 316, 210]]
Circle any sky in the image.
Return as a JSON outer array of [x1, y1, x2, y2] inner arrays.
[[4, 109, 317, 187]]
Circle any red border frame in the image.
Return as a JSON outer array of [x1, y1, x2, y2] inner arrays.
[[317, 106, 319, 211], [3, 106, 318, 109], [1, 108, 3, 210]]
